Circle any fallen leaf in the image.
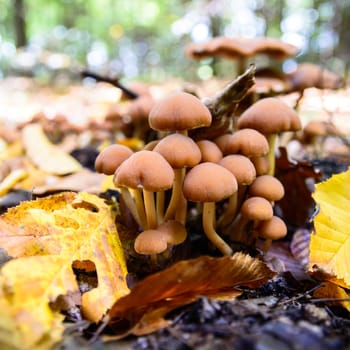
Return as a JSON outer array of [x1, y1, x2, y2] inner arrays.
[[275, 147, 321, 227], [0, 169, 28, 196], [32, 168, 106, 195], [0, 192, 129, 349], [107, 253, 275, 337], [313, 281, 350, 312], [22, 123, 82, 175], [309, 168, 350, 288]]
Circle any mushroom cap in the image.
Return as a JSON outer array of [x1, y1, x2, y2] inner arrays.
[[288, 63, 344, 91], [303, 120, 340, 138], [248, 175, 284, 201], [114, 150, 174, 191], [134, 229, 168, 255], [183, 162, 237, 203], [196, 139, 223, 163], [148, 92, 212, 131], [219, 154, 256, 185], [94, 144, 133, 175], [251, 156, 270, 176], [257, 215, 287, 240], [225, 128, 270, 157], [213, 133, 234, 155], [237, 97, 301, 134], [153, 133, 201, 168], [240, 196, 273, 221], [125, 95, 155, 121], [185, 37, 297, 60], [158, 219, 187, 245]]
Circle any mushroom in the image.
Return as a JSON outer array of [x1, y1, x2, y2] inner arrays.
[[230, 196, 273, 244], [301, 120, 340, 156], [237, 97, 301, 176], [134, 229, 168, 263], [148, 91, 212, 136], [114, 150, 174, 230], [153, 133, 201, 223], [183, 162, 237, 255], [248, 175, 284, 204], [218, 154, 256, 227], [185, 36, 298, 75], [94, 144, 133, 175], [196, 139, 223, 163], [257, 215, 287, 252]]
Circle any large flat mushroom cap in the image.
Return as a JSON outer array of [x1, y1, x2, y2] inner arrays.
[[148, 92, 212, 132], [114, 150, 174, 191], [183, 162, 237, 202]]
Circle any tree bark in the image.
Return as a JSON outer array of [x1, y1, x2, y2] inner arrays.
[[14, 0, 27, 47]]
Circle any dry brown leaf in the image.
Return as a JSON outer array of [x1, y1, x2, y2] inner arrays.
[[0, 191, 129, 349], [22, 123, 82, 175], [107, 253, 275, 337]]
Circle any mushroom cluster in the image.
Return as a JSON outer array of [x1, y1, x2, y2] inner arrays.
[[95, 89, 299, 262]]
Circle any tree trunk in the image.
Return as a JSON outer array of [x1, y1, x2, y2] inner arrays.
[[14, 0, 27, 47]]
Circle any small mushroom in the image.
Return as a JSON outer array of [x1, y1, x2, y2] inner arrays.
[[257, 215, 287, 252], [114, 150, 174, 230], [153, 133, 201, 222], [196, 139, 223, 163], [134, 229, 168, 263], [238, 97, 301, 175], [218, 154, 256, 227], [183, 162, 237, 255], [94, 144, 133, 175], [230, 196, 273, 244], [248, 175, 284, 204], [148, 91, 212, 136]]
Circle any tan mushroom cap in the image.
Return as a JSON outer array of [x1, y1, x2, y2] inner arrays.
[[125, 95, 155, 121], [134, 229, 168, 255], [238, 97, 302, 134], [249, 175, 284, 202], [185, 37, 298, 60], [153, 133, 201, 168], [219, 155, 256, 185], [114, 150, 174, 191], [225, 129, 270, 157], [148, 92, 212, 132], [240, 196, 273, 221], [303, 120, 340, 137], [258, 215, 287, 240], [94, 144, 133, 175], [183, 162, 238, 203], [288, 63, 343, 91], [213, 133, 234, 155], [196, 139, 223, 163], [158, 219, 187, 245]]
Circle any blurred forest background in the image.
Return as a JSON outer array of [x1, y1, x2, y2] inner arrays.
[[0, 0, 349, 83]]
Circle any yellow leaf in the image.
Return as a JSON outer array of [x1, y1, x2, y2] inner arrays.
[[309, 168, 350, 287], [22, 123, 82, 175], [0, 192, 129, 349]]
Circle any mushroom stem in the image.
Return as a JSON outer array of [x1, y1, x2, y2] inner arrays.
[[218, 192, 238, 228], [143, 189, 157, 229], [202, 202, 233, 255], [164, 168, 185, 221], [131, 188, 147, 229], [266, 133, 277, 176], [156, 191, 165, 223], [175, 195, 187, 225], [120, 187, 142, 228]]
